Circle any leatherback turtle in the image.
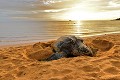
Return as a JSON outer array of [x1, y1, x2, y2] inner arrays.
[[45, 35, 93, 61]]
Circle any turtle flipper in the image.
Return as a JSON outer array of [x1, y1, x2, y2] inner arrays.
[[45, 52, 65, 61]]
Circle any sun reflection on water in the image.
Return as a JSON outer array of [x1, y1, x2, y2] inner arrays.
[[74, 21, 83, 35]]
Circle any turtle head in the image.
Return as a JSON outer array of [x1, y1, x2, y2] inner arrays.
[[72, 37, 93, 57]]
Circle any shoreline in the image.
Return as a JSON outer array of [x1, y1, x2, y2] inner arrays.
[[0, 33, 119, 48]]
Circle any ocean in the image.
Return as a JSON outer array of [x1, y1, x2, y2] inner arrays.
[[0, 20, 120, 45], [0, 0, 120, 46]]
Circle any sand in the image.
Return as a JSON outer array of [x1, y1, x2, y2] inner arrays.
[[0, 33, 120, 80]]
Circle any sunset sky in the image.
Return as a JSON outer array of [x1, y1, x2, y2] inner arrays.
[[0, 0, 120, 20], [32, 0, 120, 20]]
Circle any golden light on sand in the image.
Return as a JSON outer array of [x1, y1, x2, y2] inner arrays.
[[1, 34, 120, 80]]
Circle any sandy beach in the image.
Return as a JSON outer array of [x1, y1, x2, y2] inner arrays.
[[0, 33, 120, 80]]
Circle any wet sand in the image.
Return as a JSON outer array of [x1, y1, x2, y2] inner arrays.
[[0, 33, 120, 80]]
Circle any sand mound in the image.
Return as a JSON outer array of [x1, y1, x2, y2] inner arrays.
[[33, 41, 54, 50], [0, 34, 120, 80], [26, 41, 54, 60], [26, 39, 100, 61], [27, 47, 53, 60], [92, 39, 114, 51]]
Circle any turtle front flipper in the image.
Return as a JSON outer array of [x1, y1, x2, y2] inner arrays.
[[44, 52, 66, 61]]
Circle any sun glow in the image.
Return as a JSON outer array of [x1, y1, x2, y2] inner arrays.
[[60, 2, 115, 20], [61, 3, 98, 21], [63, 10, 95, 20], [62, 9, 119, 20]]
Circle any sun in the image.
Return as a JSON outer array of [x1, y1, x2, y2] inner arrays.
[[62, 10, 96, 20], [60, 3, 99, 20]]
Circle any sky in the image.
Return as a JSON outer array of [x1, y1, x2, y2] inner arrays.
[[0, 0, 120, 20]]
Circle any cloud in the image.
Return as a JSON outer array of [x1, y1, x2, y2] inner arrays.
[[32, 0, 120, 13], [29, 0, 120, 20], [3, 0, 119, 20]]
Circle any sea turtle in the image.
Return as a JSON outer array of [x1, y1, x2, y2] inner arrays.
[[45, 35, 93, 61]]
